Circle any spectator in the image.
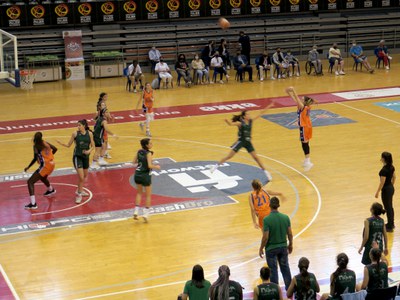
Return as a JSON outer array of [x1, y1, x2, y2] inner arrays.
[[201, 40, 215, 69], [175, 53, 192, 87], [284, 49, 300, 77], [259, 197, 293, 290], [256, 51, 274, 81], [350, 40, 374, 73], [358, 202, 388, 265], [320, 253, 356, 300], [148, 45, 161, 74], [287, 257, 320, 299], [272, 48, 289, 79], [155, 57, 173, 89], [181, 264, 211, 300], [218, 38, 231, 70], [191, 54, 209, 84], [210, 51, 229, 84], [128, 60, 144, 93], [253, 266, 283, 300], [358, 244, 389, 294], [233, 51, 253, 82], [375, 40, 391, 70], [328, 43, 345, 76], [308, 45, 322, 75], [209, 265, 243, 300], [375, 151, 396, 232], [238, 31, 251, 63]]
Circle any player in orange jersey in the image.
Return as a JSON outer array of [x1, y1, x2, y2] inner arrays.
[[249, 179, 285, 230], [286, 87, 317, 171], [24, 132, 57, 209], [136, 82, 155, 137]]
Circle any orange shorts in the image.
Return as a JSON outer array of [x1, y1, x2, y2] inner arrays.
[[39, 160, 55, 177], [300, 126, 312, 142], [258, 212, 269, 228], [103, 131, 108, 142]]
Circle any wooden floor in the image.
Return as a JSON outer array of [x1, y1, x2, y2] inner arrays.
[[0, 57, 399, 300]]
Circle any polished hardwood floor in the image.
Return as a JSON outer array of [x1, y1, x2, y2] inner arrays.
[[0, 56, 399, 299]]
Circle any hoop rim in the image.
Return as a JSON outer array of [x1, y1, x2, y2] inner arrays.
[[20, 69, 37, 76]]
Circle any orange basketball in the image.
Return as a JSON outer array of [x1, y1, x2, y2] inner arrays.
[[218, 17, 230, 30]]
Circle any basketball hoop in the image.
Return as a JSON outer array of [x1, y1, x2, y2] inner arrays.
[[19, 70, 36, 90]]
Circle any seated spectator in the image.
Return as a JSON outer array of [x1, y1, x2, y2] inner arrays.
[[287, 257, 320, 299], [350, 41, 374, 73], [209, 265, 243, 300], [191, 54, 209, 84], [357, 243, 389, 295], [128, 60, 144, 93], [218, 38, 231, 70], [308, 45, 322, 75], [329, 43, 345, 76], [284, 50, 300, 77], [375, 40, 392, 70], [181, 264, 211, 300], [148, 45, 161, 74], [175, 53, 192, 87], [253, 266, 283, 300], [210, 51, 229, 84], [155, 57, 173, 89], [233, 51, 253, 82], [256, 51, 274, 81], [201, 40, 215, 69], [320, 253, 356, 300], [272, 47, 289, 79]]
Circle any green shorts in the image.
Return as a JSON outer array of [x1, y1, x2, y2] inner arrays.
[[73, 155, 89, 169], [94, 136, 103, 148], [134, 173, 152, 186], [231, 140, 255, 153]]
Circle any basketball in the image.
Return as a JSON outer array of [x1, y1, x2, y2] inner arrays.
[[218, 17, 230, 30]]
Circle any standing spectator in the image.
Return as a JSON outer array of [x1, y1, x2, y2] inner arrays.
[[201, 40, 215, 69], [256, 51, 274, 81], [210, 51, 229, 84], [287, 257, 320, 299], [155, 57, 173, 89], [284, 50, 300, 77], [253, 266, 283, 300], [181, 264, 211, 300], [148, 45, 161, 74], [375, 151, 396, 232], [239, 31, 251, 63], [350, 41, 374, 73], [320, 253, 356, 300], [175, 53, 192, 87], [128, 60, 145, 93], [272, 48, 289, 79], [233, 51, 253, 82], [259, 197, 293, 290], [209, 265, 243, 300], [358, 202, 389, 265], [328, 43, 345, 76], [218, 38, 231, 70], [375, 40, 391, 70], [191, 54, 209, 84], [308, 45, 322, 75]]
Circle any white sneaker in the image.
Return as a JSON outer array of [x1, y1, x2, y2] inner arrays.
[[296, 72, 300, 77], [210, 164, 218, 173], [226, 74, 230, 80], [335, 71, 339, 76], [278, 75, 281, 79], [139, 122, 144, 132], [270, 77, 276, 80], [90, 161, 100, 169], [98, 158, 108, 165], [143, 208, 150, 223], [146, 130, 152, 137], [133, 207, 139, 220], [260, 77, 264, 81], [107, 144, 112, 150], [104, 152, 112, 159], [282, 74, 286, 78], [75, 194, 82, 204], [76, 190, 89, 197], [219, 80, 224, 84], [264, 170, 273, 182], [388, 56, 392, 60], [227, 65, 231, 70], [339, 71, 346, 75], [385, 66, 390, 70], [303, 162, 314, 172]]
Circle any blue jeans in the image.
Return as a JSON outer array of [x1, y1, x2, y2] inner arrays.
[[265, 247, 292, 290]]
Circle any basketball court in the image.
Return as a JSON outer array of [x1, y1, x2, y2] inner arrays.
[[0, 47, 399, 299]]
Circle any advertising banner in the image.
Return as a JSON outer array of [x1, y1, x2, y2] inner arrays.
[[286, 0, 303, 12], [306, 0, 320, 11], [74, 1, 96, 25], [63, 30, 84, 59], [266, 0, 284, 13], [118, 0, 141, 21], [205, 0, 226, 17], [226, 0, 245, 16], [1, 4, 27, 28], [27, 2, 51, 26], [183, 0, 207, 18], [142, 0, 164, 20], [245, 0, 265, 14], [165, 0, 184, 19], [52, 2, 74, 26], [96, 0, 120, 22]]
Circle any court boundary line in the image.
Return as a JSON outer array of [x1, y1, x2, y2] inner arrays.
[[0, 263, 21, 300]]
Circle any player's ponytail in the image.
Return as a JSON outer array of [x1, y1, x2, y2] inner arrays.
[[304, 96, 315, 106], [371, 202, 386, 216], [232, 110, 247, 122], [33, 132, 46, 151], [331, 253, 349, 288], [78, 119, 91, 132], [298, 257, 311, 296], [251, 179, 262, 194]]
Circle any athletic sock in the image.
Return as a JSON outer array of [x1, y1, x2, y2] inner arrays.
[[30, 195, 36, 205]]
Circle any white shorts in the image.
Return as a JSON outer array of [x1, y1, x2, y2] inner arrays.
[[146, 112, 155, 122]]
